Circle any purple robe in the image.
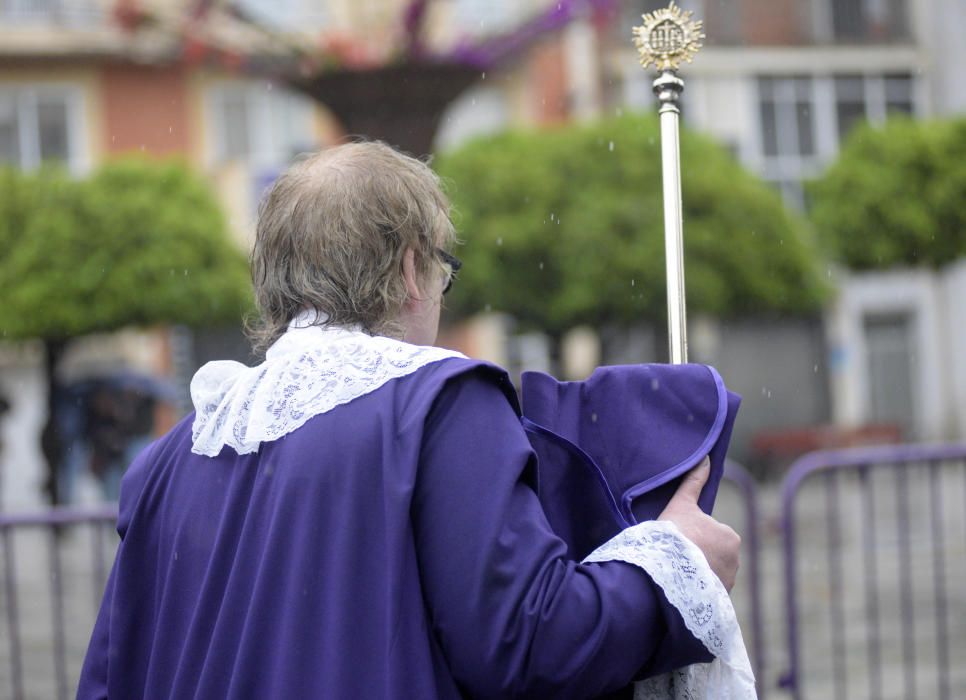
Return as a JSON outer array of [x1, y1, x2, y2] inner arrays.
[[78, 358, 722, 699]]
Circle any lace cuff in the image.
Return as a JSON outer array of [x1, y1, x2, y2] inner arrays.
[[582, 520, 757, 700]]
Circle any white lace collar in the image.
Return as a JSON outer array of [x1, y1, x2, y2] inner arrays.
[[189, 313, 465, 457]]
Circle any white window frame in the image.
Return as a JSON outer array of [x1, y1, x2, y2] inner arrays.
[[0, 83, 87, 174], [754, 76, 824, 208], [206, 81, 315, 169]]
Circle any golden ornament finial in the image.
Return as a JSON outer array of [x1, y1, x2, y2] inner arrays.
[[632, 1, 705, 72]]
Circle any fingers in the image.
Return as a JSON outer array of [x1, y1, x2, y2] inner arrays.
[[669, 456, 711, 506]]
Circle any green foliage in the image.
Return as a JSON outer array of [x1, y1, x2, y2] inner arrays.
[[808, 116, 966, 269], [435, 113, 828, 334], [0, 159, 252, 341]]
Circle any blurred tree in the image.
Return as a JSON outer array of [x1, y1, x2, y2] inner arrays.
[[0, 160, 251, 503], [435, 113, 829, 342], [808, 116, 966, 269]]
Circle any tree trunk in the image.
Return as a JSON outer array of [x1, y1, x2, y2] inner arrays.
[[39, 338, 67, 505]]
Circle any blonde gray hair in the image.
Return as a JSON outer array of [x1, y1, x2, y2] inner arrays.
[[247, 141, 455, 353]]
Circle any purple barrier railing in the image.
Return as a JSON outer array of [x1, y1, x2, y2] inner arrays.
[[0, 505, 118, 700], [723, 459, 766, 699], [779, 442, 966, 700]]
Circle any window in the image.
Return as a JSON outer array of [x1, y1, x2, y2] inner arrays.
[[883, 73, 913, 115], [0, 0, 100, 26], [756, 72, 915, 207], [218, 91, 251, 163], [209, 83, 316, 167], [830, 0, 908, 41], [757, 76, 817, 207], [834, 75, 866, 142], [0, 86, 80, 170], [864, 313, 916, 437], [834, 72, 913, 143]]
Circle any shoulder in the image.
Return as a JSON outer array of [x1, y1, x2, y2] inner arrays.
[[399, 355, 521, 423], [115, 415, 194, 535]]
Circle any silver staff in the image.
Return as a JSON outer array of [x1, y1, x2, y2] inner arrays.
[[632, 3, 704, 364]]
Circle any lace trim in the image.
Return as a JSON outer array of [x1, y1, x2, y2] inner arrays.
[[190, 322, 465, 457], [583, 520, 757, 700]]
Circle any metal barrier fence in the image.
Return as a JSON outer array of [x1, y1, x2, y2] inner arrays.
[[7, 446, 963, 699], [0, 506, 118, 700], [722, 459, 766, 699], [780, 443, 966, 700], [0, 470, 766, 700]]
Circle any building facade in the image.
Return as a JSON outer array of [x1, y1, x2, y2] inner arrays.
[[1, 0, 964, 506]]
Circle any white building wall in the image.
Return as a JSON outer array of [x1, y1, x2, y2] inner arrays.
[[827, 269, 947, 441], [686, 75, 758, 163], [929, 0, 966, 115], [940, 260, 966, 438], [434, 84, 510, 152]]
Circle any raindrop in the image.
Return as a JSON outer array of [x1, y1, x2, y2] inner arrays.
[[174, 551, 179, 561], [484, 304, 492, 312], [539, 261, 544, 270], [496, 237, 503, 246], [631, 279, 635, 287], [183, 269, 188, 276], [687, 414, 694, 423], [591, 412, 598, 423], [615, 107, 623, 117], [481, 72, 486, 80], [813, 364, 819, 373], [609, 141, 615, 152], [168, 126, 173, 134], [650, 378, 660, 391]]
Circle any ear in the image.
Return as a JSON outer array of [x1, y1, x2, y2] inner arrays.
[[402, 248, 424, 302]]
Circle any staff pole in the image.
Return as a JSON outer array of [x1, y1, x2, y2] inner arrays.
[[632, 2, 704, 364]]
